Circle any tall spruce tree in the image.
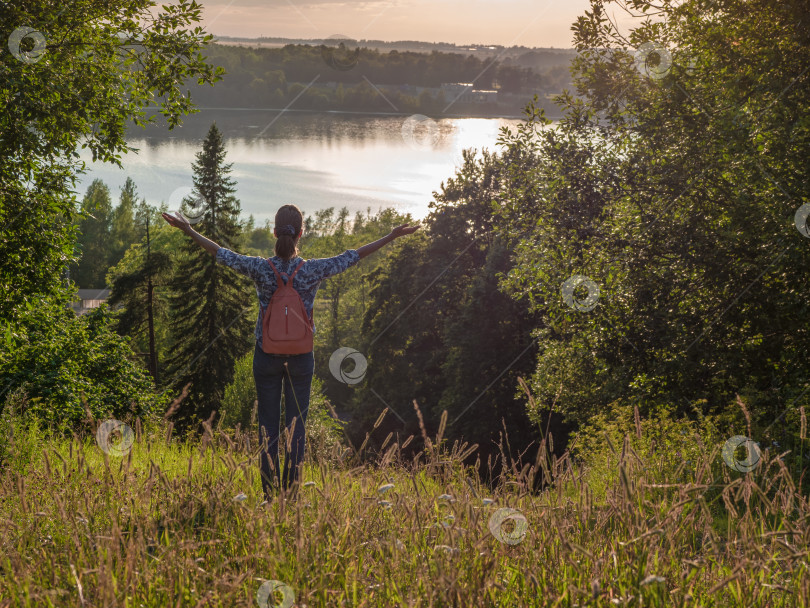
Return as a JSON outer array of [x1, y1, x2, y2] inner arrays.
[[73, 179, 113, 289], [109, 177, 141, 266], [164, 123, 254, 432]]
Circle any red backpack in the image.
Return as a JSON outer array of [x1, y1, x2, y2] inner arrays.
[[261, 260, 314, 354]]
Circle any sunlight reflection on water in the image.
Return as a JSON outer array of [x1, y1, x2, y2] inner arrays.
[[75, 110, 531, 224]]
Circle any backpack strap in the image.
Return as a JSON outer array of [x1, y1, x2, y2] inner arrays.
[[287, 260, 305, 282], [267, 259, 284, 285], [267, 259, 304, 286]]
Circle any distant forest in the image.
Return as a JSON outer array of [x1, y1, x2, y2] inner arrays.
[[214, 36, 577, 67], [178, 42, 574, 117]]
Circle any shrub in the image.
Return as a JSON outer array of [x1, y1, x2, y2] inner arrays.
[[570, 400, 723, 503], [0, 298, 166, 433], [0, 387, 45, 475], [219, 350, 256, 430]]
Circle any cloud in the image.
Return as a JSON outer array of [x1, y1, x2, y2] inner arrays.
[[207, 0, 395, 8], [194, 0, 636, 47]]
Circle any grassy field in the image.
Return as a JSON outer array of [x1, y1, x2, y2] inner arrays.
[[0, 402, 807, 607]]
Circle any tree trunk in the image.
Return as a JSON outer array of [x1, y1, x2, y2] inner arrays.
[[146, 216, 158, 383]]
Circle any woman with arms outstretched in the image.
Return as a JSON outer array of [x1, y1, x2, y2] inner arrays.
[[163, 204, 420, 502]]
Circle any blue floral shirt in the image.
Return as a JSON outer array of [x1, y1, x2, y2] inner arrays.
[[215, 247, 361, 344]]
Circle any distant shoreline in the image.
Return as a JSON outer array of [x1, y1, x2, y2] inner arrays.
[[212, 36, 573, 53], [142, 106, 560, 120]]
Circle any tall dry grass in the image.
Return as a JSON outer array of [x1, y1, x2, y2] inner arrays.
[[0, 396, 808, 607]]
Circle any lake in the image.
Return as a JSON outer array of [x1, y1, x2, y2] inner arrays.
[[75, 109, 527, 224]]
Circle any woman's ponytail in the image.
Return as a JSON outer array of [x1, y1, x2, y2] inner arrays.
[[274, 204, 303, 260]]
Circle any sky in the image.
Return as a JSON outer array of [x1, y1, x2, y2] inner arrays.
[[183, 0, 637, 48]]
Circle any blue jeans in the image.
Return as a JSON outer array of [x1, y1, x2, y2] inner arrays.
[[253, 342, 314, 498]]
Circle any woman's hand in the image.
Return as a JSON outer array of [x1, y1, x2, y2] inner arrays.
[[390, 224, 421, 239], [162, 211, 192, 232], [162, 211, 220, 256], [358, 224, 421, 260]]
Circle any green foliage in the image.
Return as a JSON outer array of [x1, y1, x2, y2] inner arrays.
[[0, 0, 222, 324], [241, 217, 275, 255], [299, 206, 414, 397], [351, 148, 543, 464], [435, 236, 543, 449], [107, 210, 180, 382], [494, 0, 810, 439], [72, 179, 113, 288], [572, 401, 722, 502], [72, 174, 154, 291], [183, 42, 559, 115], [0, 300, 165, 432], [303, 374, 346, 462], [219, 349, 256, 431], [109, 177, 143, 266], [0, 387, 45, 476], [163, 123, 255, 432]]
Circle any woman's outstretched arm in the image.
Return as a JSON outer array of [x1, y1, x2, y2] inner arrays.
[[162, 212, 220, 257], [357, 224, 421, 260]]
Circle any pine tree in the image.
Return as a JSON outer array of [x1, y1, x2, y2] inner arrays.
[[74, 179, 113, 289], [107, 212, 172, 384], [164, 123, 255, 433], [109, 177, 141, 266]]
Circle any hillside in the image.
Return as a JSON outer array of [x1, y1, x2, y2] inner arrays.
[[0, 404, 804, 607], [175, 40, 574, 117]]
